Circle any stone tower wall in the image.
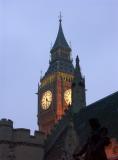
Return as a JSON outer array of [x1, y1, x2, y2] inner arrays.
[[0, 119, 45, 160]]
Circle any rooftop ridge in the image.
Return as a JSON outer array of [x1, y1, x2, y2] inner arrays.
[[87, 91, 118, 108]]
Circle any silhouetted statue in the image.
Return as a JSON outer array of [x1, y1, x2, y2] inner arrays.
[[73, 118, 110, 160]]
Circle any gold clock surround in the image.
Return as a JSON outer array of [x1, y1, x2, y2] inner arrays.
[[41, 90, 52, 110]]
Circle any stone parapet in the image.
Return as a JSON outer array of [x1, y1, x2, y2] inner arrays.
[[0, 119, 13, 141], [0, 119, 44, 146], [0, 118, 13, 128]]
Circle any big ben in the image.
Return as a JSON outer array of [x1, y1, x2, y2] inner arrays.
[[37, 16, 85, 134]]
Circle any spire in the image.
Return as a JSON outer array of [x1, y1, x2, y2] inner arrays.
[[71, 55, 86, 113], [50, 14, 71, 53], [76, 55, 80, 68], [75, 55, 82, 78]]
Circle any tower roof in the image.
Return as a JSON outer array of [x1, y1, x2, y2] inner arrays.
[[50, 17, 71, 53]]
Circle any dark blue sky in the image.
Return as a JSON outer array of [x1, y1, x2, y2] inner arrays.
[[0, 0, 118, 132]]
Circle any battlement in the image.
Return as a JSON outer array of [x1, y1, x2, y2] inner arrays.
[[0, 118, 13, 128], [0, 119, 44, 146], [13, 129, 44, 144]]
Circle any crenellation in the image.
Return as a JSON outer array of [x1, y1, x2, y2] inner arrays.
[[13, 129, 45, 145], [0, 119, 13, 141], [29, 131, 45, 144], [13, 128, 30, 142], [0, 119, 45, 146], [0, 119, 13, 128]]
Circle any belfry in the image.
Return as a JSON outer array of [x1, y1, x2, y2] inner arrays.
[[37, 17, 86, 134]]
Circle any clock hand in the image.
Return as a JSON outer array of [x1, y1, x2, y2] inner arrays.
[[46, 98, 48, 102], [46, 98, 50, 102]]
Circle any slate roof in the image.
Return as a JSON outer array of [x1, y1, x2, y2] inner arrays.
[[50, 20, 71, 53], [44, 60, 74, 76], [41, 20, 74, 78], [74, 91, 118, 143]]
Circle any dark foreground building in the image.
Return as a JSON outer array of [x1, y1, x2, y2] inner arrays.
[[44, 91, 118, 160], [0, 18, 118, 160]]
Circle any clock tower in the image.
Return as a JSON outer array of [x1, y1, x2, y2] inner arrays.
[[37, 17, 85, 134]]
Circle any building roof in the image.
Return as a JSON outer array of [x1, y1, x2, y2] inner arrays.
[[41, 18, 74, 78], [50, 19, 71, 53], [74, 91, 118, 143], [45, 91, 118, 154]]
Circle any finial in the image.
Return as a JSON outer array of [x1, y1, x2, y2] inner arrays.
[[76, 55, 79, 61], [59, 12, 62, 23]]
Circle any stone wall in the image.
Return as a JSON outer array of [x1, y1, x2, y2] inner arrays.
[[0, 119, 45, 160]]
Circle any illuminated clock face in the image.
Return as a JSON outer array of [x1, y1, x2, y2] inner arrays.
[[64, 89, 72, 105], [41, 90, 52, 110]]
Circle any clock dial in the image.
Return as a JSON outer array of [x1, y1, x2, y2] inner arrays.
[[64, 89, 72, 105], [41, 90, 52, 110]]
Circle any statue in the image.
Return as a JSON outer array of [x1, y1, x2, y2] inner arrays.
[[73, 118, 110, 160]]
